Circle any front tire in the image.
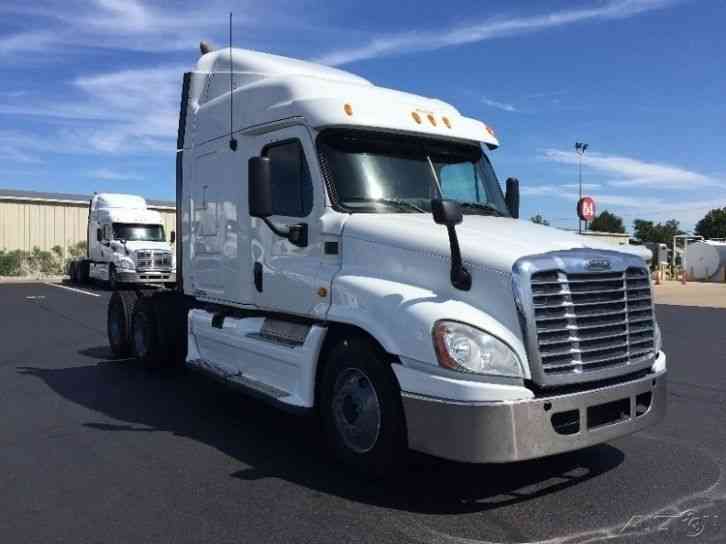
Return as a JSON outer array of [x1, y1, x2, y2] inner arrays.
[[320, 335, 407, 477], [108, 291, 139, 357], [132, 297, 164, 368]]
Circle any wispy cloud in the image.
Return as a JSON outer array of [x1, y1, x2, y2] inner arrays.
[[314, 0, 675, 65], [89, 169, 142, 181], [543, 148, 721, 189], [0, 0, 258, 55], [482, 96, 518, 112]]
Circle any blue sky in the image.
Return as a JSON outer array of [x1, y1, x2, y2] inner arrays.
[[1, 0, 724, 231]]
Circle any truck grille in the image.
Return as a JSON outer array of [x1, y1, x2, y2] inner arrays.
[[531, 267, 655, 377], [136, 250, 172, 271]]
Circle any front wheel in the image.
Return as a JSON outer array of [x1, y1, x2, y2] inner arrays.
[[132, 297, 164, 368], [319, 336, 407, 477]]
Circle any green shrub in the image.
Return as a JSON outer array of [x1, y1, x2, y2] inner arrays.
[[0, 249, 25, 276]]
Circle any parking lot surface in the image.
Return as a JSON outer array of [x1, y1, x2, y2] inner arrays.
[[1, 282, 725, 543]]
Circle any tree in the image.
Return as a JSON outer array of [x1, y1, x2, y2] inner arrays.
[[530, 214, 550, 226], [633, 218, 684, 244], [589, 210, 625, 233], [695, 207, 726, 239]]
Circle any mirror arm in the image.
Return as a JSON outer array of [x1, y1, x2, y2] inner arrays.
[[445, 225, 471, 291], [261, 218, 308, 248]]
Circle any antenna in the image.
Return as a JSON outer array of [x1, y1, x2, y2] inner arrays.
[[228, 12, 237, 151]]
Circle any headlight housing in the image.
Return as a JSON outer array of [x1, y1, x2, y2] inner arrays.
[[433, 320, 523, 378]]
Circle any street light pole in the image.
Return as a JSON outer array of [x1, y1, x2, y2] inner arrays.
[[575, 142, 588, 233]]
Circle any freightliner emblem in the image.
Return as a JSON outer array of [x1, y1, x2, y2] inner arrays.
[[585, 258, 611, 271]]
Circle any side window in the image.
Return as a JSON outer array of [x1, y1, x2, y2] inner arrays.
[[104, 224, 113, 240], [263, 140, 313, 217]]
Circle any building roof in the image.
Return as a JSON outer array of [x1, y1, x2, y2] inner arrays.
[[0, 188, 175, 209]]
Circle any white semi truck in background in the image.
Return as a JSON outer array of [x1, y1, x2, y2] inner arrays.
[[106, 44, 666, 474], [69, 193, 175, 289]]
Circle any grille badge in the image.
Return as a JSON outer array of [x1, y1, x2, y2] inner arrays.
[[585, 258, 611, 271]]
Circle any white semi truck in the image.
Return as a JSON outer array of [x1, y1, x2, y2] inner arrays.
[[69, 193, 176, 289], [106, 44, 666, 474]]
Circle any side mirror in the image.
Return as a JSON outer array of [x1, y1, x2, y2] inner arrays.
[[431, 198, 470, 291], [505, 177, 520, 219], [96, 229, 102, 242], [248, 156, 273, 218], [170, 231, 176, 244], [431, 199, 463, 226]]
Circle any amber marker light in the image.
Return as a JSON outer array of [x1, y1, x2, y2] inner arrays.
[[442, 116, 451, 128], [411, 111, 422, 124], [427, 114, 437, 126], [344, 103, 353, 116], [486, 125, 496, 137]]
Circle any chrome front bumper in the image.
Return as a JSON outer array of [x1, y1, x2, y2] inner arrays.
[[401, 369, 666, 463], [117, 270, 176, 284]]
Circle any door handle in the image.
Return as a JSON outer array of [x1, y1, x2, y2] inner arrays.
[[254, 261, 263, 292]]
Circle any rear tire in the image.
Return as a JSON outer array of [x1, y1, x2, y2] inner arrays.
[[107, 291, 139, 357], [78, 260, 89, 284], [319, 335, 407, 477]]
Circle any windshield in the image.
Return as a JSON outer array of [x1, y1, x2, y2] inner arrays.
[[318, 129, 510, 216], [112, 223, 165, 242]]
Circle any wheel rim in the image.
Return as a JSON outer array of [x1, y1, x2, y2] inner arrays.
[[133, 315, 148, 358], [332, 368, 381, 454]]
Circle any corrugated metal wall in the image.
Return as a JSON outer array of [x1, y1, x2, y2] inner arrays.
[[0, 199, 176, 256]]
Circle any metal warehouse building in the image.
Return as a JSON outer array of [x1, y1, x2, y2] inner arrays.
[[0, 189, 176, 255]]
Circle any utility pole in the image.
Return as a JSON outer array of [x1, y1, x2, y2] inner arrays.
[[575, 142, 588, 233]]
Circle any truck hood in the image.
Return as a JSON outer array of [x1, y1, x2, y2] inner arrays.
[[342, 214, 645, 273]]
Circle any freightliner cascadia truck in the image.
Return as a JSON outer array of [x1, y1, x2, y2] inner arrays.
[[106, 43, 666, 474], [69, 193, 175, 289]]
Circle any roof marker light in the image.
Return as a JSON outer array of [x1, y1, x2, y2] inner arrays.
[[411, 112, 422, 124], [486, 125, 496, 137], [427, 114, 437, 126], [442, 116, 451, 128], [344, 103, 353, 116]]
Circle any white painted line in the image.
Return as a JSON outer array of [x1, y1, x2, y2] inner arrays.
[[25, 295, 46, 300], [43, 282, 101, 297]]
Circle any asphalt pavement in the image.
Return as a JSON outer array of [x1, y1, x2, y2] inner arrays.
[[1, 282, 724, 544]]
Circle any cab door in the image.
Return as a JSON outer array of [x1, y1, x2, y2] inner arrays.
[[251, 126, 327, 317]]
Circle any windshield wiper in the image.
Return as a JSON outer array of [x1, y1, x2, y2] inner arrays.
[[459, 202, 504, 216], [342, 197, 426, 213]]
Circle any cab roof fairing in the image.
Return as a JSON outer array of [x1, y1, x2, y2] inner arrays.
[[184, 48, 499, 149]]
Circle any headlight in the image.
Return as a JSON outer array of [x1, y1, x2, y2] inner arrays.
[[118, 259, 134, 270], [433, 320, 523, 378]]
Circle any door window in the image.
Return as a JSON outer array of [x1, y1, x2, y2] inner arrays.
[[263, 140, 313, 217]]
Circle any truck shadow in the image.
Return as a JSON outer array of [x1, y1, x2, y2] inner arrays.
[[19, 354, 624, 515]]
